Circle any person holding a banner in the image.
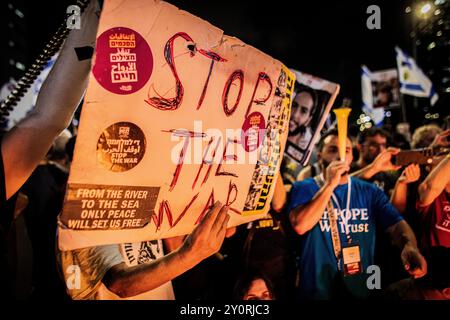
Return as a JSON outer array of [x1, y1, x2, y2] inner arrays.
[[59, 201, 230, 299], [288, 129, 427, 299], [0, 0, 100, 299]]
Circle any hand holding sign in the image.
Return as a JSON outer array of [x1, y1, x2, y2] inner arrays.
[[179, 201, 230, 268]]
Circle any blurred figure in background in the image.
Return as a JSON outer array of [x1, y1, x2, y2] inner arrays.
[[411, 124, 443, 149], [233, 269, 275, 300], [351, 128, 401, 196]]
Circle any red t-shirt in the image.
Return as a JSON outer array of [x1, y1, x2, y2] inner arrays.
[[417, 191, 450, 249]]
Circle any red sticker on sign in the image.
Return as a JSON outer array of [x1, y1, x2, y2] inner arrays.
[[93, 27, 153, 95], [241, 112, 266, 152]]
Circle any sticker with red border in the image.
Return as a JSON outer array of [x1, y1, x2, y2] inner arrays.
[[93, 27, 153, 94], [241, 111, 266, 152]]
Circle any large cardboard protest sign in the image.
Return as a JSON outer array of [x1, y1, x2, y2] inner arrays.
[[58, 0, 294, 250], [281, 70, 339, 184]]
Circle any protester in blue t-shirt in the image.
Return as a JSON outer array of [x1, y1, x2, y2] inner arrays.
[[289, 129, 427, 300]]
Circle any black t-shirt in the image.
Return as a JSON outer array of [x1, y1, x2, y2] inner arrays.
[[239, 210, 298, 300], [0, 138, 17, 299], [21, 163, 69, 299]]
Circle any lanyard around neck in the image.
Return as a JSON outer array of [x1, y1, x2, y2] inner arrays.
[[318, 173, 353, 241]]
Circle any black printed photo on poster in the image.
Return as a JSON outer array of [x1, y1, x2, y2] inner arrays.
[[282, 71, 339, 185]]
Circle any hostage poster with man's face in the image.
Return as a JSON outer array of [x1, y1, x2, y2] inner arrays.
[[282, 70, 340, 184]]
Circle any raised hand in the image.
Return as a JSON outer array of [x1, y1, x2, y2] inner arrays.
[[398, 163, 421, 184], [431, 129, 450, 148], [325, 161, 350, 189], [180, 201, 230, 266], [371, 147, 402, 173]]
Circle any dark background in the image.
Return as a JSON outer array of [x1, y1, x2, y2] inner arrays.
[[1, 0, 449, 132]]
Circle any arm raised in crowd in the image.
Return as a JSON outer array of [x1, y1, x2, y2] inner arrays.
[[418, 153, 450, 207], [351, 148, 401, 180], [289, 161, 349, 235], [271, 173, 287, 212], [386, 220, 427, 278], [430, 128, 450, 148], [390, 164, 421, 214], [103, 202, 229, 298], [1, 0, 100, 200]]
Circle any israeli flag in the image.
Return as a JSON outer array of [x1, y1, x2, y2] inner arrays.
[[361, 65, 385, 125], [395, 46, 438, 105]]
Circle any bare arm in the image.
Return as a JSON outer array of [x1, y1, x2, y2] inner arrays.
[[163, 235, 185, 253], [271, 173, 286, 212], [289, 161, 348, 235], [391, 181, 408, 214], [103, 246, 202, 298], [351, 148, 400, 180], [386, 220, 427, 278], [2, 1, 100, 199], [418, 154, 450, 207], [390, 164, 420, 214], [104, 202, 229, 298]]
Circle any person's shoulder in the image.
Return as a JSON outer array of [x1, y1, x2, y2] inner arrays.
[[351, 177, 379, 190], [351, 177, 388, 199], [352, 177, 379, 190], [293, 177, 316, 188], [291, 177, 317, 194]]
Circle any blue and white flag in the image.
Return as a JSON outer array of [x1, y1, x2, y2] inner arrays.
[[361, 65, 385, 125], [395, 46, 438, 105]]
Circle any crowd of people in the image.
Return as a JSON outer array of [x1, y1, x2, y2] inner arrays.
[[0, 0, 449, 301]]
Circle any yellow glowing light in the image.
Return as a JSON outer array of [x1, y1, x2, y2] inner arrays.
[[416, 2, 434, 18]]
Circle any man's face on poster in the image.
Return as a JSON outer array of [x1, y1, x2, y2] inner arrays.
[[289, 91, 314, 135], [376, 89, 391, 107]]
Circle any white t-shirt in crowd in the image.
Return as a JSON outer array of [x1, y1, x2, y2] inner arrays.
[[59, 240, 174, 300]]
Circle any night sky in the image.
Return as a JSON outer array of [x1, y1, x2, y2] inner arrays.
[[13, 0, 447, 129]]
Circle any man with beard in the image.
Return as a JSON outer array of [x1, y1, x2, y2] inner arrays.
[[288, 87, 317, 149], [282, 86, 318, 184], [288, 129, 427, 300], [351, 127, 401, 196]]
